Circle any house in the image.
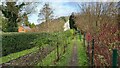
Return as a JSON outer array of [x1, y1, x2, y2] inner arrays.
[[18, 26, 31, 32], [63, 20, 70, 31]]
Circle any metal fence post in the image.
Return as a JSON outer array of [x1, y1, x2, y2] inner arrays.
[[112, 49, 118, 68], [79, 30, 81, 41], [92, 39, 94, 66], [77, 30, 81, 41], [87, 42, 90, 65]]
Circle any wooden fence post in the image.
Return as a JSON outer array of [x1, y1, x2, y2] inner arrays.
[[83, 32, 86, 47], [112, 49, 118, 68], [56, 45, 59, 61], [92, 39, 94, 66], [63, 45, 66, 54]]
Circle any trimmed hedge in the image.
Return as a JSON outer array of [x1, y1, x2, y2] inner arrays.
[[2, 32, 49, 56]]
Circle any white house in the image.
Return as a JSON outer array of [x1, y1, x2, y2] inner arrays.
[[63, 20, 70, 31]]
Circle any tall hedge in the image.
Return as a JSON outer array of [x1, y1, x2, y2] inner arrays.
[[2, 32, 48, 56]]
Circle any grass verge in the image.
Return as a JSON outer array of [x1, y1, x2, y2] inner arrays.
[[76, 35, 88, 66], [37, 45, 64, 66], [36, 37, 74, 66], [55, 38, 74, 66], [0, 46, 39, 64]]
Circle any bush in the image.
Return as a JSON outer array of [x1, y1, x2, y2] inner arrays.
[[34, 30, 72, 50], [2, 32, 48, 56]]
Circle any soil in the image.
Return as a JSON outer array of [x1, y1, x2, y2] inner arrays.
[[2, 46, 55, 66]]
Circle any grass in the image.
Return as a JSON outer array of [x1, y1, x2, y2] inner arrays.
[[0, 32, 88, 66], [0, 46, 39, 64], [37, 37, 73, 66], [55, 38, 74, 66], [76, 34, 88, 66], [37, 48, 56, 66], [37, 45, 65, 66]]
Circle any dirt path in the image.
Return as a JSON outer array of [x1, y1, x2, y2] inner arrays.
[[2, 46, 55, 66], [69, 40, 78, 66]]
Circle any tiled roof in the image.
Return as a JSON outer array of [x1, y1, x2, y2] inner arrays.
[[22, 26, 31, 30]]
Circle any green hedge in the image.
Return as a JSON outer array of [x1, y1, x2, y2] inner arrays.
[[2, 32, 49, 56], [34, 30, 73, 49]]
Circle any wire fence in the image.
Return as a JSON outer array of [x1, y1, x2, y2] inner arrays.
[[78, 27, 119, 67]]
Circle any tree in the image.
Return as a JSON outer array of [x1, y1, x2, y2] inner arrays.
[[0, 12, 3, 31], [22, 13, 30, 26], [76, 2, 118, 66], [61, 16, 67, 22], [0, 2, 39, 32], [38, 3, 53, 23], [18, 2, 39, 26], [0, 2, 25, 32], [1, 16, 8, 32], [30, 23, 35, 28], [77, 2, 118, 35], [0, 12, 7, 32]]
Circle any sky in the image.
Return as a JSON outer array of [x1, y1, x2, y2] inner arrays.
[[27, 0, 119, 25], [0, 0, 119, 25], [28, 2, 80, 25]]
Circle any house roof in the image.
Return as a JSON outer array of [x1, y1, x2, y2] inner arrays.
[[22, 26, 31, 30]]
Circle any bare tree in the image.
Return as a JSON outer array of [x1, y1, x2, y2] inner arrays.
[[76, 2, 118, 35], [76, 2, 118, 66], [38, 3, 53, 23]]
